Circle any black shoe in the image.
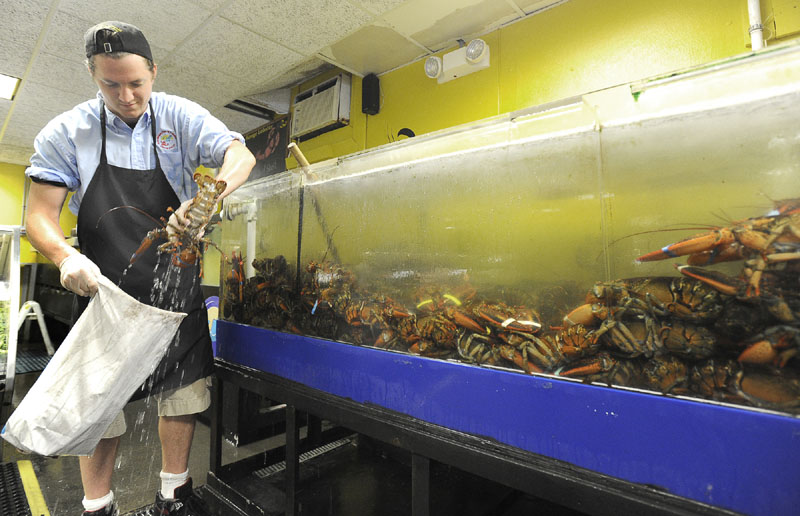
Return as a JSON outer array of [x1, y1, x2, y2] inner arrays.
[[83, 501, 119, 516], [153, 478, 195, 516]]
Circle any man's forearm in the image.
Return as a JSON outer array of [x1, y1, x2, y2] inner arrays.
[[25, 182, 77, 266], [26, 212, 76, 266], [215, 140, 255, 200]]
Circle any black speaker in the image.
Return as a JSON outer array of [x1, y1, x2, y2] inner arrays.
[[362, 73, 380, 115]]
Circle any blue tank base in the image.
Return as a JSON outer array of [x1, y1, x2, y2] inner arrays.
[[217, 320, 800, 516]]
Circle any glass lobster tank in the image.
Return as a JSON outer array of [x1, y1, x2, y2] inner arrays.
[[221, 43, 800, 417], [216, 43, 800, 515]]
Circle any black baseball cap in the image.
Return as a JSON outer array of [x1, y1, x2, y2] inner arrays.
[[84, 21, 153, 62]]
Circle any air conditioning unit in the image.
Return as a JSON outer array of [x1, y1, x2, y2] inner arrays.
[[290, 74, 351, 141]]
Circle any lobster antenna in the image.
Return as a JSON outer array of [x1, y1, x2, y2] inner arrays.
[[95, 205, 162, 229]]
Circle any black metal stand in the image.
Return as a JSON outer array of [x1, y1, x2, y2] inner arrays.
[[207, 359, 736, 516]]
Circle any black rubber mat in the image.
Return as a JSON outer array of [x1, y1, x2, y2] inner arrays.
[[0, 462, 32, 516], [14, 351, 51, 375]]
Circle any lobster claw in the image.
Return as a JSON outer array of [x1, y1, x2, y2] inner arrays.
[[563, 303, 609, 327], [738, 325, 800, 367], [171, 248, 198, 268], [557, 352, 617, 378], [496, 344, 543, 374], [450, 309, 488, 334], [676, 265, 742, 296], [129, 228, 167, 264], [636, 228, 735, 263], [685, 243, 748, 266]]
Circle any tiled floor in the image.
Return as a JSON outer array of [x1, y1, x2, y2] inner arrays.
[[2, 360, 270, 516]]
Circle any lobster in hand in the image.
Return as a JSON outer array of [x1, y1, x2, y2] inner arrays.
[[100, 172, 227, 276]]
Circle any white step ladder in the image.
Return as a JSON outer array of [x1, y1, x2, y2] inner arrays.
[[16, 300, 54, 356]]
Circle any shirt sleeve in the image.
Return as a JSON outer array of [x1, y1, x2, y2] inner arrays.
[[25, 117, 81, 191], [178, 98, 244, 169]]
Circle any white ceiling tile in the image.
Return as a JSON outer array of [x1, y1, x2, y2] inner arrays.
[[0, 144, 34, 166], [157, 55, 259, 108], [323, 22, 427, 76], [40, 10, 99, 63], [209, 107, 268, 135], [0, 99, 11, 122], [57, 0, 213, 51], [173, 16, 303, 84], [186, 0, 230, 12], [5, 107, 57, 145], [0, 36, 34, 77], [224, 0, 374, 54], [517, 0, 569, 15], [0, 1, 48, 47], [248, 57, 335, 95], [355, 0, 413, 16], [384, 0, 518, 50], [14, 82, 89, 121], [3, 128, 40, 148], [26, 52, 98, 98]]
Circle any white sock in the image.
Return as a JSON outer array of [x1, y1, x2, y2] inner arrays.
[[159, 469, 189, 499], [82, 490, 114, 512]]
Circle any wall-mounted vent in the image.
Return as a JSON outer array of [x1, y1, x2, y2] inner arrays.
[[290, 74, 351, 142]]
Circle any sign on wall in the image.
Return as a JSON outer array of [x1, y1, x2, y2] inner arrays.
[[244, 116, 289, 182]]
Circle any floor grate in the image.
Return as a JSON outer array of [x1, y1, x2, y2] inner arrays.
[[253, 437, 355, 479], [15, 351, 51, 375], [0, 462, 33, 516]]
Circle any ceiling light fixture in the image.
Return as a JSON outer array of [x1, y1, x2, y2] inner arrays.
[[424, 39, 490, 84], [0, 73, 21, 101], [424, 56, 442, 79]]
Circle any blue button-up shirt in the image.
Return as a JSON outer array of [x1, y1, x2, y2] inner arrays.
[[26, 91, 244, 215]]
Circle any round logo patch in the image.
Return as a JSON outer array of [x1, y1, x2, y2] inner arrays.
[[157, 130, 177, 151]]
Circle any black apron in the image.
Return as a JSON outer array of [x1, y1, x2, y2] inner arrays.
[[73, 101, 212, 401]]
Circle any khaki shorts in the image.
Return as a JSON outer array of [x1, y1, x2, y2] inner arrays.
[[102, 377, 212, 439]]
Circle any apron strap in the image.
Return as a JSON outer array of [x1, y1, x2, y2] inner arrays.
[[99, 102, 108, 166], [148, 100, 162, 171]]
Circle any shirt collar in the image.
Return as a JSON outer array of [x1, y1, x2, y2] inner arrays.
[[96, 91, 151, 130]]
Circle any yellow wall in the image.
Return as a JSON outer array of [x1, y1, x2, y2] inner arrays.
[[292, 0, 800, 165], [0, 162, 78, 263], [0, 163, 26, 227]]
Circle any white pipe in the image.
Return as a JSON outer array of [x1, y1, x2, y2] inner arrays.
[[245, 210, 256, 279], [748, 0, 765, 51], [221, 199, 257, 278]]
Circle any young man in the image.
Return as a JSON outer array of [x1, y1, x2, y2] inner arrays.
[[24, 21, 255, 515]]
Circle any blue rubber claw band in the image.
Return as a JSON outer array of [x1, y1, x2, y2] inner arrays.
[[661, 245, 678, 258]]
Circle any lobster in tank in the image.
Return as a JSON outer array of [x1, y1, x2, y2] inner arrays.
[[635, 198, 800, 369], [636, 198, 800, 297]]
